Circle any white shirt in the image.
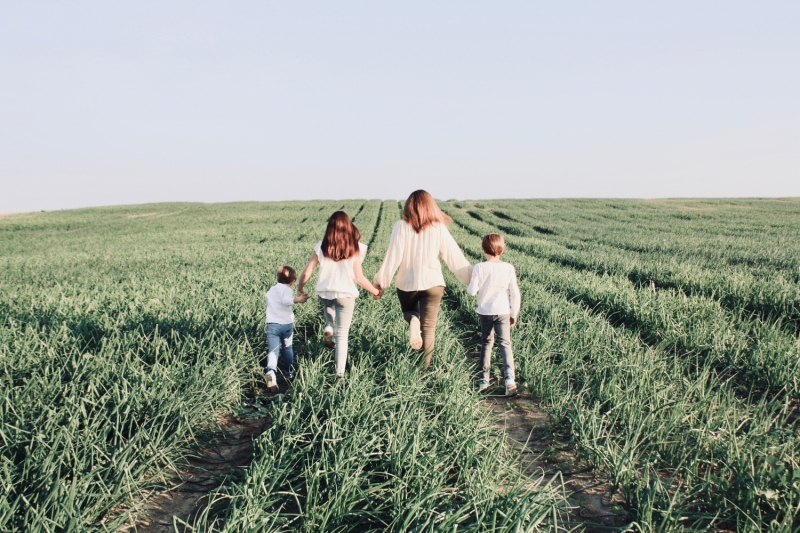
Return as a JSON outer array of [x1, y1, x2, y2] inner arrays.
[[375, 220, 472, 291], [466, 261, 521, 318], [314, 241, 368, 299], [266, 283, 295, 324]]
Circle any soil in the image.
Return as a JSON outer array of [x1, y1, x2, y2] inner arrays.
[[483, 393, 631, 532], [124, 375, 630, 532], [120, 399, 272, 532]]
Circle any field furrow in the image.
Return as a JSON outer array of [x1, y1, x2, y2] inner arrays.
[[0, 202, 352, 532], [443, 208, 799, 531], [481, 199, 800, 277], [452, 203, 800, 336], [442, 204, 800, 399], [190, 200, 565, 532], [3, 198, 798, 533]]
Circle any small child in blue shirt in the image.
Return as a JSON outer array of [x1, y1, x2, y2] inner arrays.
[[265, 265, 309, 392]]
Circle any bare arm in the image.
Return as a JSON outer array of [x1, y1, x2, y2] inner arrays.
[[293, 292, 309, 304], [353, 258, 380, 296], [297, 252, 318, 295], [374, 221, 405, 289]]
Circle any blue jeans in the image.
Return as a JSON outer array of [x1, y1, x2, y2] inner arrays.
[[266, 322, 294, 376], [479, 314, 515, 384]]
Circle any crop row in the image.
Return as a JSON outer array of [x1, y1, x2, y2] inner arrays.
[[0, 202, 360, 532], [192, 201, 565, 532], [443, 213, 800, 531], [442, 204, 800, 399], [451, 202, 800, 334], [3, 198, 798, 532], [478, 199, 800, 277]]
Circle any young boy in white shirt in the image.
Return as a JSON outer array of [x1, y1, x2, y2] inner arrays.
[[265, 265, 309, 392], [466, 234, 521, 396]]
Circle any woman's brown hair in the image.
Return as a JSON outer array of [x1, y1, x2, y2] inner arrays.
[[321, 211, 362, 261], [403, 190, 452, 233]]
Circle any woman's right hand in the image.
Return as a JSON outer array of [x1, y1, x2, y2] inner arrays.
[[294, 291, 310, 304]]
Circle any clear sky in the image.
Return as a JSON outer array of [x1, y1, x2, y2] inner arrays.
[[1, 1, 799, 212]]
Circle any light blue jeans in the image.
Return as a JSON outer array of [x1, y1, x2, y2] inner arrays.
[[266, 322, 294, 377], [319, 296, 355, 376]]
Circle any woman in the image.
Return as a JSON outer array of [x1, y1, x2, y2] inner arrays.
[[298, 211, 381, 377], [374, 190, 472, 369]]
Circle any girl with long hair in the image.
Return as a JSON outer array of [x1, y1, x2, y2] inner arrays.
[[374, 190, 472, 369], [298, 211, 381, 377]]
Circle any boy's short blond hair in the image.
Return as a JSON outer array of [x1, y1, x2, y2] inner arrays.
[[277, 265, 297, 284], [482, 234, 505, 256]]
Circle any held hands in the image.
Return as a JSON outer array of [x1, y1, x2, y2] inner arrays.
[[295, 290, 310, 304], [372, 284, 383, 300]]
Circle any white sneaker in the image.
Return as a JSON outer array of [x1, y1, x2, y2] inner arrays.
[[477, 379, 491, 392], [266, 370, 279, 393], [505, 382, 518, 397], [323, 324, 336, 349], [409, 316, 423, 350]]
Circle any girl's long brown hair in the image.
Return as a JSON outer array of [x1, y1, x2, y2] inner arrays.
[[321, 211, 361, 261], [403, 190, 452, 233]]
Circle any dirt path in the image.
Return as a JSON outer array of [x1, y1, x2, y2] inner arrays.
[[120, 398, 273, 532], [123, 356, 627, 532], [483, 393, 630, 532]]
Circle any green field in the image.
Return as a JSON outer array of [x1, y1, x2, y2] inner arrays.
[[1, 199, 798, 532]]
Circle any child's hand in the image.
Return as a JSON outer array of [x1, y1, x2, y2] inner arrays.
[[296, 292, 309, 303], [509, 316, 516, 327]]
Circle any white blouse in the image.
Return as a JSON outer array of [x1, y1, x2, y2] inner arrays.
[[466, 261, 521, 318], [314, 241, 368, 299], [375, 220, 472, 291]]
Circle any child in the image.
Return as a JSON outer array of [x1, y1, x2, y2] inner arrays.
[[265, 265, 309, 392], [466, 234, 521, 396], [297, 211, 381, 378]]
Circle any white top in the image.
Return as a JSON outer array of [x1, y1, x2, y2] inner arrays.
[[265, 283, 295, 324], [375, 220, 472, 291], [314, 241, 368, 299], [466, 261, 521, 318]]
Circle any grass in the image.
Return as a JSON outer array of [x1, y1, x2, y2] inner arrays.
[[1, 198, 798, 532], [442, 200, 800, 532], [193, 201, 563, 532]]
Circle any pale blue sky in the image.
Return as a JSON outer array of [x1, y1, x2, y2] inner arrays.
[[2, 2, 799, 212]]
